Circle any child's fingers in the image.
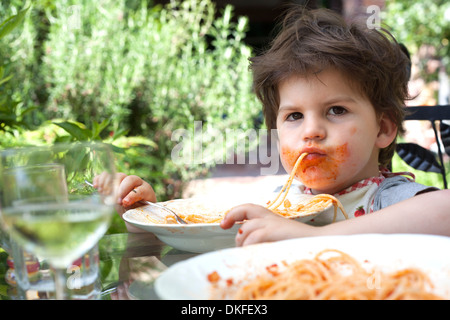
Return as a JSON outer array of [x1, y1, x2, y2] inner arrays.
[[235, 220, 267, 247], [118, 175, 156, 207], [117, 175, 142, 205], [220, 205, 247, 229], [220, 203, 266, 229]]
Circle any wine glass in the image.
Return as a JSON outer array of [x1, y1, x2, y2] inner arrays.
[[0, 142, 118, 299]]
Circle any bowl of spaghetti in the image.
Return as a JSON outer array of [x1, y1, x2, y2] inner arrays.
[[122, 169, 348, 254], [123, 198, 242, 253], [154, 234, 450, 299], [122, 188, 338, 253]]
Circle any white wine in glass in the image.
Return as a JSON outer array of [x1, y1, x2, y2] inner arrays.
[[0, 142, 118, 299]]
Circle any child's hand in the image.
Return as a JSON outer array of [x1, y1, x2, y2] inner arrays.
[[221, 203, 316, 246], [114, 173, 156, 209], [94, 173, 156, 233], [93, 172, 156, 211]]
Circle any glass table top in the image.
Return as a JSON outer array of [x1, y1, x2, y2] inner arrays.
[[0, 232, 200, 300]]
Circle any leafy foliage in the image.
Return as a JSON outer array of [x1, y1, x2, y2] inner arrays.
[[383, 0, 450, 75], [1, 0, 260, 201], [0, 7, 36, 133], [0, 5, 28, 39], [53, 120, 127, 143]]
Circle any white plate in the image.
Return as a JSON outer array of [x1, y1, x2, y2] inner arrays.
[[154, 234, 450, 299], [123, 194, 325, 253]]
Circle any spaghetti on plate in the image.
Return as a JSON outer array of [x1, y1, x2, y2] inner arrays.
[[208, 249, 444, 300]]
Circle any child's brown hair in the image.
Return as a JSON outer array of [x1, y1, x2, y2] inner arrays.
[[250, 7, 410, 167]]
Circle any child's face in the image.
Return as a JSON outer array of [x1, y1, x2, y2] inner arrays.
[[276, 68, 391, 194]]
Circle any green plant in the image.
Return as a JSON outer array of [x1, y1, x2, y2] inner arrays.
[[44, 0, 260, 197], [383, 0, 450, 77], [53, 119, 127, 142], [1, 0, 260, 202], [38, 0, 259, 129], [129, 0, 260, 189], [0, 7, 35, 134]]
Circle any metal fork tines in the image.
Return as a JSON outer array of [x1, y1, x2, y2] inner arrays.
[[139, 200, 188, 224]]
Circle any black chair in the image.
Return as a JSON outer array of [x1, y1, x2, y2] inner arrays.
[[395, 105, 450, 189]]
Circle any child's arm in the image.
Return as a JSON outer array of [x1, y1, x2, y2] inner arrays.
[[323, 189, 450, 236], [221, 189, 450, 246]]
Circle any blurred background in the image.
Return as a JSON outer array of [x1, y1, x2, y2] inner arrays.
[[1, 0, 449, 233]]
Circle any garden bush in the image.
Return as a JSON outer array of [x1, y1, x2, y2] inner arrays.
[[0, 6, 34, 133], [0, 0, 261, 201]]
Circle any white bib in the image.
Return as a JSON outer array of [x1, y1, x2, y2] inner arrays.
[[299, 169, 415, 226]]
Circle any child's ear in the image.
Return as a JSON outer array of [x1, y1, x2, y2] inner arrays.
[[375, 113, 397, 148]]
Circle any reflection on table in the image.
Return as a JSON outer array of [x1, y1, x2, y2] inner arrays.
[[0, 232, 199, 300], [99, 233, 199, 300]]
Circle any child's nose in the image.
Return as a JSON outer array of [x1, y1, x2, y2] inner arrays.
[[302, 116, 326, 141]]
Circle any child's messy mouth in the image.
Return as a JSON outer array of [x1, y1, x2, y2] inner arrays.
[[303, 153, 325, 163], [281, 143, 349, 184]]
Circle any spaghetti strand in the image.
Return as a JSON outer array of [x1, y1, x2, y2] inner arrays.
[[266, 152, 308, 210], [266, 153, 348, 221]]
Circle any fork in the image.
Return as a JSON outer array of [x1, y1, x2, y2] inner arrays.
[[84, 180, 188, 224], [137, 199, 188, 225]]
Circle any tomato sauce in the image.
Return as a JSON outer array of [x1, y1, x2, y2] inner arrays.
[[281, 143, 349, 186]]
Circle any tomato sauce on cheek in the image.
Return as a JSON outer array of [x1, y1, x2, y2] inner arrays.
[[280, 148, 300, 173]]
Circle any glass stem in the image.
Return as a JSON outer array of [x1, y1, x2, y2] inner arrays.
[[53, 267, 68, 300], [10, 239, 29, 299]]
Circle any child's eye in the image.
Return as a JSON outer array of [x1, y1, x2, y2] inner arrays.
[[328, 106, 347, 116], [286, 112, 303, 121]]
